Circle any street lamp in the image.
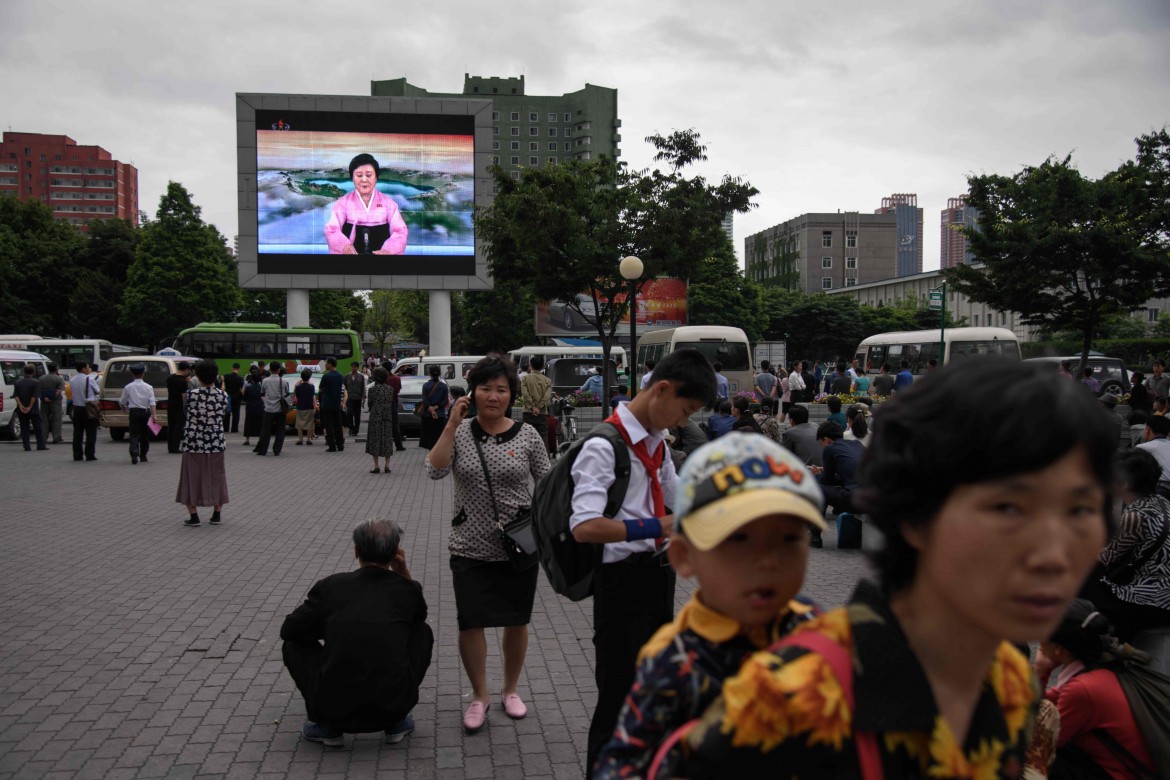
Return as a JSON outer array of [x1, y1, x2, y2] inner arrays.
[[619, 255, 643, 398]]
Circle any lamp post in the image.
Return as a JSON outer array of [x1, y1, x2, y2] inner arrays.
[[620, 255, 644, 398]]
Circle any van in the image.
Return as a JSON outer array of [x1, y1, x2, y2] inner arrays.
[[635, 327, 752, 393], [0, 349, 52, 440], [853, 327, 1021, 375], [98, 355, 200, 440], [392, 356, 484, 391]]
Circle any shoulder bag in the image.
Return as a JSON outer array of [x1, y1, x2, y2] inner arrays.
[[278, 380, 291, 413], [84, 376, 101, 420], [472, 429, 537, 572], [1105, 511, 1170, 586]]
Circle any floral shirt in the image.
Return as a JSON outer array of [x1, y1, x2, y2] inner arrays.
[[678, 580, 1037, 779], [593, 592, 818, 780], [180, 387, 229, 454]]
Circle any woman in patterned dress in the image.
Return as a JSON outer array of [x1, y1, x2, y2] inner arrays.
[[426, 354, 550, 734], [176, 360, 230, 527], [364, 367, 396, 474]]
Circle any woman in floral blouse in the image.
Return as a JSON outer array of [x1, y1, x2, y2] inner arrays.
[[176, 360, 230, 527], [676, 357, 1118, 779]]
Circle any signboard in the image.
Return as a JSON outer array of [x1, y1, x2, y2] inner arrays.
[[929, 291, 944, 311], [753, 341, 787, 371], [534, 278, 688, 339]]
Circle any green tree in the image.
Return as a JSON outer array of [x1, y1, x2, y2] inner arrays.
[[686, 241, 764, 342], [235, 290, 286, 325], [119, 183, 241, 350], [308, 290, 366, 330], [945, 130, 1170, 370], [70, 218, 139, 343], [760, 289, 865, 366], [478, 130, 758, 398], [456, 278, 537, 354], [364, 291, 397, 356], [0, 196, 84, 334]]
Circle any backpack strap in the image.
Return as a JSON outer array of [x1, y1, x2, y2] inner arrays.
[[588, 422, 632, 518], [773, 631, 884, 780]]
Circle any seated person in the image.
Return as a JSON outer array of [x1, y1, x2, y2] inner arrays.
[[593, 435, 823, 779], [754, 398, 783, 444], [671, 420, 709, 458], [1033, 600, 1159, 779], [843, 404, 871, 446], [730, 396, 763, 435], [281, 519, 433, 747], [825, 395, 847, 430], [810, 421, 864, 514], [706, 400, 735, 439], [1129, 410, 1148, 448]]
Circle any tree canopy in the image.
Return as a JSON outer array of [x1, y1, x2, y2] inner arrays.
[[945, 129, 1170, 367], [0, 196, 84, 334]]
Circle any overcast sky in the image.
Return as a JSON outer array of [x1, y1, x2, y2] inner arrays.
[[3, 0, 1167, 272]]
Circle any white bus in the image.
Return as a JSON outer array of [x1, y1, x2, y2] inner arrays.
[[508, 345, 627, 367], [0, 337, 143, 379], [852, 327, 1021, 375], [635, 326, 753, 394]]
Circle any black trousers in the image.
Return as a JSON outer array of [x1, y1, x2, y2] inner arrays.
[[225, 395, 241, 433], [346, 399, 363, 436], [255, 411, 285, 455], [321, 409, 344, 450], [586, 553, 676, 775], [522, 413, 549, 451], [18, 407, 46, 450], [167, 407, 185, 453], [282, 624, 433, 729], [391, 404, 404, 448], [128, 408, 151, 459], [72, 407, 98, 460]]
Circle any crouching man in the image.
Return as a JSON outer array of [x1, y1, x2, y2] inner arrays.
[[281, 519, 433, 747]]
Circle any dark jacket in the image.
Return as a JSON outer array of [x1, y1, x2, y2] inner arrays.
[[781, 422, 823, 468], [166, 372, 189, 408], [280, 567, 432, 733]]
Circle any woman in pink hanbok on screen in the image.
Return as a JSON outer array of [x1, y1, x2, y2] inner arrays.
[[324, 153, 408, 255]]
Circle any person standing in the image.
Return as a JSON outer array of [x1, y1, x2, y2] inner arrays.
[[38, 362, 66, 444], [569, 348, 717, 773], [318, 357, 348, 452], [713, 362, 730, 404], [383, 361, 406, 451], [166, 361, 191, 454], [242, 369, 264, 447], [871, 361, 895, 397], [365, 367, 396, 474], [118, 364, 156, 465], [426, 355, 550, 734], [1146, 359, 1170, 398], [418, 365, 449, 451], [893, 358, 914, 392], [12, 365, 47, 451], [293, 369, 317, 446], [255, 361, 291, 456], [222, 363, 245, 434], [520, 355, 552, 445], [345, 362, 367, 438], [753, 360, 776, 402], [787, 361, 806, 404], [69, 362, 99, 461], [177, 360, 230, 527]]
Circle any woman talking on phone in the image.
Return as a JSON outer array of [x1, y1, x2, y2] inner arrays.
[[426, 355, 550, 735]]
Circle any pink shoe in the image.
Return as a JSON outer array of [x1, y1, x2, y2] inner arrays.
[[502, 693, 527, 720], [463, 700, 489, 733]]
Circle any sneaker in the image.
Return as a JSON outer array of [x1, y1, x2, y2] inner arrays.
[[209, 515, 221, 526], [184, 517, 201, 527], [385, 714, 415, 744], [301, 721, 343, 747], [810, 534, 824, 549]]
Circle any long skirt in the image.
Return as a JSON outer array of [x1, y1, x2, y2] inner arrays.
[[176, 452, 229, 507], [243, 406, 263, 437], [449, 555, 537, 631], [419, 415, 445, 450]]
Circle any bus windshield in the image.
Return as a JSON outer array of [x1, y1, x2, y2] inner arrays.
[[676, 341, 751, 371]]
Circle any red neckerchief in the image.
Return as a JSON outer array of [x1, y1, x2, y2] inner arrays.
[[606, 410, 665, 518]]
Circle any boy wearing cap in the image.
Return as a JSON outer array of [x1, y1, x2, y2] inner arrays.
[[593, 433, 823, 779]]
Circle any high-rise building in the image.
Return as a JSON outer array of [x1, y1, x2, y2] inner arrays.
[[371, 74, 621, 179], [0, 132, 138, 230], [721, 212, 734, 248], [940, 195, 979, 269], [744, 212, 898, 294], [874, 193, 923, 277]]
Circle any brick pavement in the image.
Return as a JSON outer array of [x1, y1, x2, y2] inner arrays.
[[0, 428, 872, 779]]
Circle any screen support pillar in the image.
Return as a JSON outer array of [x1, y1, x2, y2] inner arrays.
[[429, 291, 451, 356], [287, 289, 310, 328]]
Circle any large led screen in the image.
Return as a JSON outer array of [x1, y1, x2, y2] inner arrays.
[[254, 109, 475, 275]]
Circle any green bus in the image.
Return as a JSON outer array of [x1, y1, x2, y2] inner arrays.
[[172, 323, 363, 376]]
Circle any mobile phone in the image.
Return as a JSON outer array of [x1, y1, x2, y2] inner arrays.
[[467, 401, 477, 417]]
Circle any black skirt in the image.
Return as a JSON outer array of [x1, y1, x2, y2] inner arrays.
[[449, 555, 538, 631]]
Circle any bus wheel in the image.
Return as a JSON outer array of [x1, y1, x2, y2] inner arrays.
[[110, 428, 127, 441]]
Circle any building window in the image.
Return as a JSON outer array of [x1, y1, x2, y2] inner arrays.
[[529, 142, 538, 151], [845, 278, 857, 287], [845, 257, 857, 269], [510, 171, 519, 180], [491, 111, 499, 121], [564, 128, 572, 138], [548, 142, 557, 151], [1000, 312, 1007, 326], [547, 112, 557, 122], [1149, 308, 1160, 323], [548, 157, 557, 165], [564, 142, 571, 151], [846, 231, 857, 248], [529, 112, 538, 122], [529, 156, 538, 165], [492, 127, 499, 136], [510, 127, 519, 136], [510, 112, 519, 121], [822, 231, 832, 248], [492, 156, 499, 166], [973, 314, 980, 327], [822, 277, 833, 290], [511, 156, 519, 165], [564, 112, 571, 122], [529, 127, 538, 136], [821, 257, 832, 269], [510, 141, 519, 150], [492, 141, 499, 151], [548, 128, 557, 137]]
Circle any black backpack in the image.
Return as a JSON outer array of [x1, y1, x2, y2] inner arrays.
[[531, 422, 631, 601]]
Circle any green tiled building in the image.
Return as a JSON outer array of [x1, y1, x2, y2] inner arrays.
[[371, 74, 621, 177]]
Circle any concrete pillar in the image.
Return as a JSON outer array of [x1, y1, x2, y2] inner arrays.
[[428, 290, 451, 356], [287, 289, 309, 327]]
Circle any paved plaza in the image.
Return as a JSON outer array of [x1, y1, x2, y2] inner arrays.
[[0, 427, 871, 779]]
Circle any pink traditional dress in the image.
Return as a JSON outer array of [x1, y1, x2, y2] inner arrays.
[[324, 189, 408, 254]]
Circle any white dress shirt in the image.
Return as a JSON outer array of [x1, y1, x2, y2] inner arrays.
[[119, 378, 155, 410], [69, 373, 99, 404], [569, 403, 678, 564]]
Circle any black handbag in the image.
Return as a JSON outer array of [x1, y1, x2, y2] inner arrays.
[[472, 433, 537, 572], [1104, 511, 1170, 587]]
